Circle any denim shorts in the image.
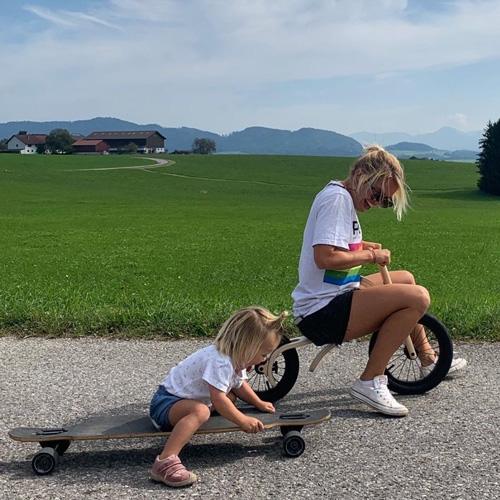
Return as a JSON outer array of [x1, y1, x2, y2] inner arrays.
[[149, 385, 183, 431], [296, 290, 357, 346]]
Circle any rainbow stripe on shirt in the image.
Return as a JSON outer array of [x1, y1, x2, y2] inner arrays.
[[323, 242, 363, 286], [323, 266, 362, 285]]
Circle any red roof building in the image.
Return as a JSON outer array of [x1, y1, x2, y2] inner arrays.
[[72, 139, 110, 154], [85, 131, 166, 153]]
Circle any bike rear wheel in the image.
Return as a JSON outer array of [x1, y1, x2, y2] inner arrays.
[[368, 313, 453, 394], [247, 336, 299, 402]]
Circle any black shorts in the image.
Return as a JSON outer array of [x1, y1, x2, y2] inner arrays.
[[296, 290, 357, 346]]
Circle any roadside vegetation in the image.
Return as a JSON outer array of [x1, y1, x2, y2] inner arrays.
[[0, 153, 498, 340]]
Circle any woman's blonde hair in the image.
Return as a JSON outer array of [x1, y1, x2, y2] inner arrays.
[[348, 145, 409, 220], [215, 307, 288, 369]]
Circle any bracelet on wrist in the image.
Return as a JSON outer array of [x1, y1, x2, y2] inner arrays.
[[370, 249, 377, 264]]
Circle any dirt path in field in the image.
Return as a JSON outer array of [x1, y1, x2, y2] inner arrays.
[[66, 157, 174, 171], [73, 156, 309, 188], [141, 163, 307, 188]]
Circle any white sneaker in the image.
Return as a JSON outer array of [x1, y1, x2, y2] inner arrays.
[[420, 356, 468, 377], [448, 357, 468, 374], [349, 375, 408, 417]]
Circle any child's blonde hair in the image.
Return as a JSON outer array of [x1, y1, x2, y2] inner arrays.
[[348, 145, 409, 220], [215, 307, 288, 369]]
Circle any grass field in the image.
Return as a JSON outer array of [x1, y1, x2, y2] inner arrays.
[[0, 153, 499, 341]]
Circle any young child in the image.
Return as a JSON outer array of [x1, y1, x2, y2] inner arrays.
[[149, 306, 287, 487]]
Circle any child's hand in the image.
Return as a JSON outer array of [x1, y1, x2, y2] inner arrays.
[[256, 401, 275, 413], [240, 416, 264, 434]]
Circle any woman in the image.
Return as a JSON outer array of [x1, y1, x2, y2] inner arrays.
[[292, 145, 465, 417]]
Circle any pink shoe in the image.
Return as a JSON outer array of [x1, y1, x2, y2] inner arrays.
[[151, 455, 197, 487]]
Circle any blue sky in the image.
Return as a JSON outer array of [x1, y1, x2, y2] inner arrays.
[[1, 0, 499, 135]]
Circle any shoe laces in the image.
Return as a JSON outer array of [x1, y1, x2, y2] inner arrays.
[[373, 376, 396, 404]]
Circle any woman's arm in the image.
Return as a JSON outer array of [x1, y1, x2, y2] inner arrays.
[[313, 244, 390, 270]]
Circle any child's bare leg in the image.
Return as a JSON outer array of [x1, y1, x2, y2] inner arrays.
[[160, 400, 211, 459], [361, 270, 435, 365]]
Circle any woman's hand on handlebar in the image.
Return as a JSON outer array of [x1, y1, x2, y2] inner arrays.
[[362, 241, 382, 251], [372, 248, 391, 266]]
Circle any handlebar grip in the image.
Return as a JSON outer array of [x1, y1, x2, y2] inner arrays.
[[378, 264, 392, 285]]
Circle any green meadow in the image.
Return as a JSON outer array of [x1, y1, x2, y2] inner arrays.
[[0, 153, 499, 340]]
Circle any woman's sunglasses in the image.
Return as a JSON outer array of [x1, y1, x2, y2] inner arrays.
[[371, 188, 394, 208]]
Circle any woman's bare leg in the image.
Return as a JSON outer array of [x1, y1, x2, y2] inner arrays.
[[344, 282, 430, 380], [361, 270, 436, 366]]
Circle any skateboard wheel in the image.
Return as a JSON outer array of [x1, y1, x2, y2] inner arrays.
[[280, 425, 303, 437], [32, 447, 59, 475], [283, 431, 305, 457], [40, 440, 70, 455]]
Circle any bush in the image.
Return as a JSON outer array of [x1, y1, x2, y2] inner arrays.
[[192, 138, 216, 155]]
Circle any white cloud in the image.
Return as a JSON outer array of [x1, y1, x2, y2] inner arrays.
[[1, 0, 499, 132], [449, 113, 468, 128], [23, 6, 76, 27], [18, 0, 500, 84], [23, 5, 120, 30]]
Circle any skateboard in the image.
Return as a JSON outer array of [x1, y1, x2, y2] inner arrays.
[[9, 407, 331, 475]]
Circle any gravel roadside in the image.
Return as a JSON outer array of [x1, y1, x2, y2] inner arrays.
[[1, 337, 498, 500]]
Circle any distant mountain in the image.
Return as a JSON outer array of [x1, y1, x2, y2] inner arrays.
[[220, 127, 363, 156], [384, 141, 477, 161], [443, 150, 478, 160], [0, 117, 362, 157], [386, 142, 436, 152], [350, 127, 482, 152], [0, 117, 149, 138], [350, 131, 413, 147], [1, 118, 480, 158]]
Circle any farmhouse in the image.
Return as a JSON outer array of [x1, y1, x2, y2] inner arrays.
[[85, 131, 166, 153], [7, 134, 47, 154], [72, 139, 110, 155]]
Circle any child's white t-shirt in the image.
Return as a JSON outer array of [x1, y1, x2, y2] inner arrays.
[[292, 181, 363, 318], [160, 344, 247, 407]]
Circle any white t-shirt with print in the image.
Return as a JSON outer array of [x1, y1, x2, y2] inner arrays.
[[292, 181, 363, 318], [161, 344, 247, 407]]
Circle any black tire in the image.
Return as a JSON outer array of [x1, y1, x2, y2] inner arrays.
[[283, 430, 305, 457], [32, 448, 59, 475], [368, 313, 453, 395], [40, 440, 71, 455], [280, 425, 303, 437], [246, 336, 299, 402]]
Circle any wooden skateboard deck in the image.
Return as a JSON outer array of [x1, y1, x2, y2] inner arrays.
[[9, 408, 330, 475]]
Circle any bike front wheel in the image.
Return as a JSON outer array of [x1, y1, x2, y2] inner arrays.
[[247, 336, 299, 402], [368, 313, 453, 395]]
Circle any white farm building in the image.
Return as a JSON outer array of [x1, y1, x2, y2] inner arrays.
[[7, 134, 47, 154]]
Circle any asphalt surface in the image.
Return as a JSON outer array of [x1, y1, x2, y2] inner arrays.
[[1, 337, 498, 500]]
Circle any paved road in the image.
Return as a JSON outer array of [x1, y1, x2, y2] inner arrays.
[[1, 337, 498, 499]]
